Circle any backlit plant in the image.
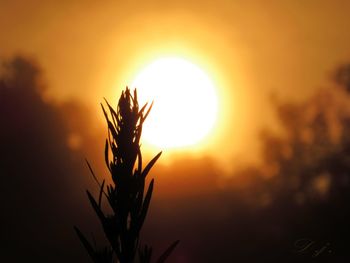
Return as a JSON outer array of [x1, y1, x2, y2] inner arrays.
[[74, 87, 178, 263]]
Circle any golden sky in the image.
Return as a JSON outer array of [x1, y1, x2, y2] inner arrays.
[[1, 0, 350, 164], [2, 2, 350, 261]]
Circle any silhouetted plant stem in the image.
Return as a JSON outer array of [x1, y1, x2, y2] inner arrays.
[[74, 87, 178, 263]]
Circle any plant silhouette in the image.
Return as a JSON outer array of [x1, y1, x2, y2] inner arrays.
[[74, 87, 179, 263]]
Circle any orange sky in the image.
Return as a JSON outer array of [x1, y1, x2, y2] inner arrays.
[[1, 0, 350, 165], [2, 3, 350, 261]]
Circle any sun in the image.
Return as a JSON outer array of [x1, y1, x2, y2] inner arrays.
[[131, 57, 218, 149]]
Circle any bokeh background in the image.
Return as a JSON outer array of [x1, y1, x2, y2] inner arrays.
[[1, 1, 350, 262]]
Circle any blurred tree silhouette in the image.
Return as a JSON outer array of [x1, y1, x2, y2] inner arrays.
[[334, 63, 350, 92], [224, 65, 350, 262], [74, 88, 178, 263], [257, 67, 350, 260], [259, 82, 350, 206]]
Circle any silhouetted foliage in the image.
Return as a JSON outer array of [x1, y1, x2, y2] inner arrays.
[[211, 65, 350, 262], [0, 56, 99, 262], [259, 86, 350, 206], [75, 88, 178, 263], [334, 63, 350, 92]]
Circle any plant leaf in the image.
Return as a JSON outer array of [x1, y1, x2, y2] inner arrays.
[[137, 147, 142, 175], [143, 101, 153, 121], [101, 104, 118, 141], [87, 190, 105, 223], [139, 244, 153, 263], [104, 140, 111, 172], [141, 152, 162, 179], [74, 226, 98, 262], [98, 180, 105, 208], [137, 179, 154, 233], [104, 98, 118, 128], [86, 160, 100, 187], [155, 240, 180, 263], [139, 102, 149, 116]]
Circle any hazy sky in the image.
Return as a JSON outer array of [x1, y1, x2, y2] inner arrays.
[[1, 0, 350, 163], [2, 2, 350, 262]]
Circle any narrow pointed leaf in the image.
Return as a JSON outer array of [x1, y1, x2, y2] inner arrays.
[[137, 147, 142, 176], [139, 102, 149, 116], [133, 88, 138, 109], [137, 179, 154, 233], [141, 152, 162, 179], [104, 98, 118, 127], [98, 180, 105, 208], [86, 160, 108, 199], [101, 104, 118, 141], [74, 226, 97, 262], [143, 101, 153, 121], [87, 190, 105, 222], [100, 103, 109, 123], [106, 119, 118, 141], [155, 240, 180, 263], [104, 140, 111, 172], [139, 244, 153, 263], [85, 160, 100, 187]]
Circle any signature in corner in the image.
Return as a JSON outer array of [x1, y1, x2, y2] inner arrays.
[[294, 238, 332, 258]]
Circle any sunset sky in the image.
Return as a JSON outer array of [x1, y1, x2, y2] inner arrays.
[[1, 1, 350, 262], [2, 0, 350, 162]]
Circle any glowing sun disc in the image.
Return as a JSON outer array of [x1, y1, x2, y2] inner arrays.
[[131, 57, 218, 149]]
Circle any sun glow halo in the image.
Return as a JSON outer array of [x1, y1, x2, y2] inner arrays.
[[131, 57, 218, 149]]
